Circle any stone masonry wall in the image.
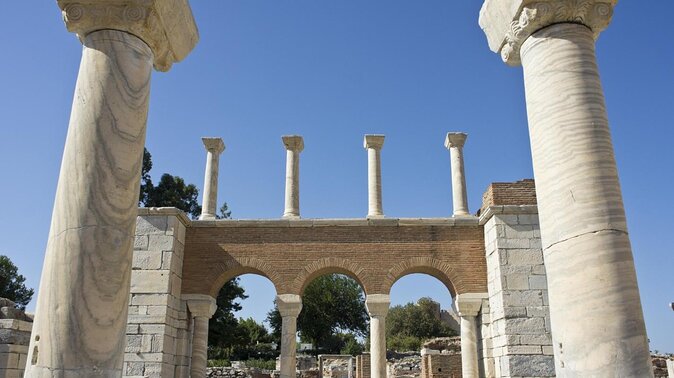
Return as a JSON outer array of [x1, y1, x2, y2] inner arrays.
[[480, 204, 555, 378], [0, 299, 32, 378], [124, 208, 192, 377]]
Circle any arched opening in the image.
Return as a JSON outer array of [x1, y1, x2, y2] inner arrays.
[[207, 273, 279, 371]]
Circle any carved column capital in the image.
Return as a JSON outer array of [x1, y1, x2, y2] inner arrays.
[[365, 294, 391, 317], [455, 293, 488, 318], [282, 135, 305, 152], [364, 135, 385, 150], [57, 0, 199, 71], [183, 294, 217, 319], [445, 132, 468, 149], [202, 137, 225, 155], [277, 294, 303, 318], [479, 0, 616, 66]]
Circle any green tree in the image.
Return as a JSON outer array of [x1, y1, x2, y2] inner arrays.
[[0, 255, 34, 311], [209, 278, 249, 356], [267, 274, 368, 354], [386, 297, 457, 351]]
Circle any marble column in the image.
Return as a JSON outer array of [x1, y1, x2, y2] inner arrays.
[[277, 294, 303, 378], [185, 295, 217, 378], [479, 1, 652, 376], [25, 2, 198, 376], [444, 132, 469, 216], [364, 135, 385, 218], [455, 294, 486, 378], [199, 137, 226, 220], [365, 294, 390, 378], [282, 135, 304, 218]]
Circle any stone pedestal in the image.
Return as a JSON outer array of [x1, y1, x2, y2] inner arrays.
[[365, 294, 389, 378], [479, 1, 652, 376], [200, 138, 226, 220], [277, 294, 302, 378], [364, 135, 385, 218], [445, 133, 469, 216], [26, 2, 197, 376], [184, 295, 217, 378], [456, 293, 487, 378], [282, 136, 304, 218]]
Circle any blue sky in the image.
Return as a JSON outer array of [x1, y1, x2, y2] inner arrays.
[[0, 2, 672, 352]]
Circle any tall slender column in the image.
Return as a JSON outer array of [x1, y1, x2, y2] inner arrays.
[[277, 294, 303, 378], [200, 137, 226, 220], [365, 294, 390, 378], [456, 294, 486, 378], [185, 295, 217, 378], [444, 132, 469, 216], [479, 1, 652, 376], [25, 2, 198, 376], [364, 135, 385, 218], [282, 136, 304, 218]]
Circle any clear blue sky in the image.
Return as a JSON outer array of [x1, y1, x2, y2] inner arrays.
[[0, 2, 672, 352]]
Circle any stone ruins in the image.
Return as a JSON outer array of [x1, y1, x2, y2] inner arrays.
[[12, 0, 662, 377]]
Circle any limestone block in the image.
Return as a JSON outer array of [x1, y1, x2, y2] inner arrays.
[[519, 334, 551, 346], [505, 317, 546, 336], [134, 235, 149, 250], [501, 354, 555, 377], [507, 249, 543, 265], [136, 216, 169, 235], [147, 235, 176, 252], [133, 250, 163, 270], [507, 345, 542, 355], [130, 270, 171, 294]]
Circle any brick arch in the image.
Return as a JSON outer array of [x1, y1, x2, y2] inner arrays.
[[383, 257, 459, 298], [291, 257, 371, 295], [208, 257, 283, 297]]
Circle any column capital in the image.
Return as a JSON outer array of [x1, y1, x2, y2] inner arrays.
[[202, 137, 225, 155], [445, 132, 468, 149], [57, 0, 199, 72], [183, 294, 217, 318], [479, 0, 616, 66], [364, 135, 385, 150], [455, 293, 488, 317], [365, 294, 390, 317], [282, 135, 305, 152], [277, 294, 303, 318]]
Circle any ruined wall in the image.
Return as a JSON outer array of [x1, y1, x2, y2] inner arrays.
[[355, 354, 370, 378], [0, 298, 32, 377], [124, 208, 193, 377]]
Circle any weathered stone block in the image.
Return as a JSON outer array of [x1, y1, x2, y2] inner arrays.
[[133, 250, 163, 270], [130, 270, 171, 294], [503, 354, 555, 377]]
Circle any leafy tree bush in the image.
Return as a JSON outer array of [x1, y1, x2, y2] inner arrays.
[[386, 297, 457, 351], [0, 255, 34, 310]]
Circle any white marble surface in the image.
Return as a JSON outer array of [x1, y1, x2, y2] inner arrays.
[[364, 135, 385, 218], [365, 294, 390, 378], [521, 23, 652, 377], [277, 295, 302, 378], [200, 137, 225, 220], [25, 30, 153, 377], [445, 132, 469, 216], [282, 136, 304, 218]]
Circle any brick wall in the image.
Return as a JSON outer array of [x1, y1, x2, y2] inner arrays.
[[480, 179, 537, 216], [421, 354, 461, 378], [355, 354, 370, 378], [182, 218, 487, 298]]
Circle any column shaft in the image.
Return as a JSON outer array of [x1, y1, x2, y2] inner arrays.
[[521, 23, 651, 376], [25, 30, 153, 377], [280, 315, 299, 378], [284, 149, 300, 217], [369, 315, 387, 378], [450, 147, 468, 215], [201, 150, 219, 219], [367, 148, 383, 217], [190, 316, 210, 378], [460, 315, 479, 378]]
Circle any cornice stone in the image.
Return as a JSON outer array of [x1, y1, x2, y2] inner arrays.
[[57, 0, 199, 72], [479, 0, 616, 66]]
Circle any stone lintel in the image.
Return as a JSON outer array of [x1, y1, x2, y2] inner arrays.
[[57, 0, 199, 71], [364, 135, 385, 150], [479, 0, 616, 66], [137, 207, 192, 226], [190, 217, 480, 228], [282, 135, 305, 152], [478, 205, 538, 225], [202, 137, 225, 154], [455, 293, 488, 317], [183, 294, 216, 318], [365, 294, 391, 317], [444, 132, 468, 149], [277, 294, 302, 317]]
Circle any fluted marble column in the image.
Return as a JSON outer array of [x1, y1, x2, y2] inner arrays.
[[365, 294, 390, 378], [282, 136, 304, 218], [364, 135, 385, 218], [200, 137, 226, 220], [444, 132, 469, 216], [455, 294, 486, 378], [25, 2, 198, 376], [277, 294, 302, 378], [185, 295, 217, 378], [479, 1, 652, 376]]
